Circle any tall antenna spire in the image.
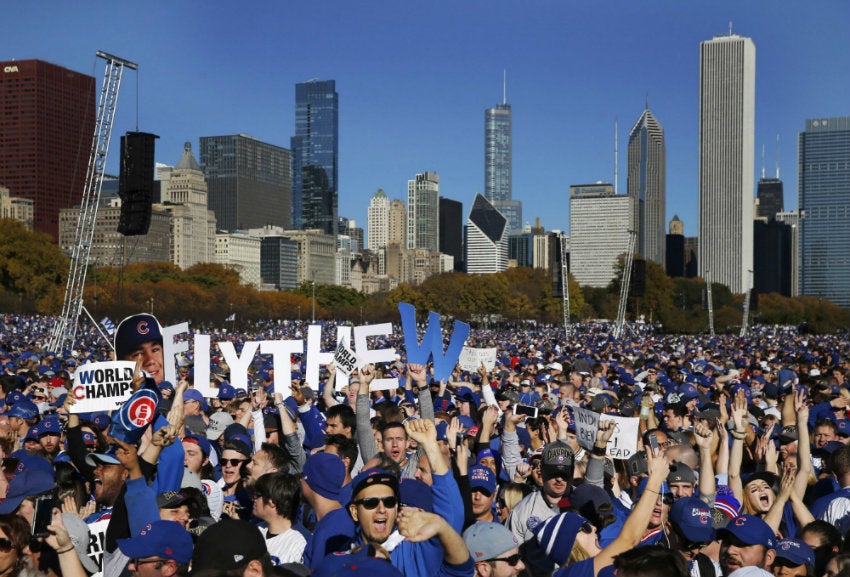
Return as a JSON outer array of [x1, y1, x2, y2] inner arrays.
[[614, 117, 619, 194], [761, 144, 765, 179], [729, 20, 733, 35], [502, 69, 507, 105], [775, 134, 780, 179]]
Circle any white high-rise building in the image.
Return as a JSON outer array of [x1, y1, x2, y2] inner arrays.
[[367, 188, 389, 251], [158, 142, 217, 269], [569, 183, 631, 288], [698, 33, 756, 294], [215, 232, 261, 288], [465, 193, 508, 274], [407, 172, 440, 251]]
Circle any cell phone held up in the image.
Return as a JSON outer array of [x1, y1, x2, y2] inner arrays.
[[31, 493, 55, 537], [513, 404, 538, 419]]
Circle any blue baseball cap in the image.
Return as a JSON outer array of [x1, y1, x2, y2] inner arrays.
[[718, 515, 776, 549], [469, 465, 497, 496], [183, 389, 208, 411], [303, 452, 345, 501], [0, 455, 56, 514], [36, 416, 61, 437], [313, 545, 403, 577], [117, 520, 193, 564], [7, 399, 38, 420], [775, 539, 815, 566], [670, 496, 715, 543], [114, 313, 163, 360]]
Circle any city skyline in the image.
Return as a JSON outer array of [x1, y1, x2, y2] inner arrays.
[[3, 2, 848, 239]]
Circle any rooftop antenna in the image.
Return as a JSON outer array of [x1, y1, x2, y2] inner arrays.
[[729, 20, 733, 35], [775, 134, 780, 179], [614, 117, 619, 193], [761, 144, 766, 179], [503, 69, 507, 105]]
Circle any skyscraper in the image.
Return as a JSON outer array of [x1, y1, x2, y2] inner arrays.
[[367, 189, 389, 251], [569, 183, 631, 288], [439, 197, 463, 272], [798, 117, 850, 307], [291, 79, 338, 234], [628, 105, 666, 266], [465, 193, 508, 274], [199, 134, 291, 232], [756, 177, 783, 221], [698, 33, 756, 294], [159, 142, 217, 268], [387, 199, 407, 246], [0, 60, 95, 241], [485, 88, 521, 232], [407, 172, 440, 251]]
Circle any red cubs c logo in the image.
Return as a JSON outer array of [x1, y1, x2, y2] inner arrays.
[[137, 321, 149, 335], [128, 397, 156, 426]]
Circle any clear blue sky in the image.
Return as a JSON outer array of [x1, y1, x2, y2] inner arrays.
[[5, 1, 848, 238]]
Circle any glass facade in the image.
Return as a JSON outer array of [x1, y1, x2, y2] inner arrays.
[[485, 103, 521, 232], [798, 117, 850, 307], [199, 135, 291, 232], [628, 107, 665, 267], [292, 80, 338, 234]]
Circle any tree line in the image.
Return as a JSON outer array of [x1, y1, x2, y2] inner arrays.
[[0, 219, 847, 333]]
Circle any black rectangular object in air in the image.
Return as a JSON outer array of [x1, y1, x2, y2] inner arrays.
[[631, 259, 646, 297], [118, 132, 158, 236]]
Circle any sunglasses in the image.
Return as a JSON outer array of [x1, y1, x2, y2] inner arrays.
[[0, 538, 13, 553], [353, 496, 398, 510], [131, 558, 164, 569], [221, 458, 247, 467], [489, 553, 522, 567]]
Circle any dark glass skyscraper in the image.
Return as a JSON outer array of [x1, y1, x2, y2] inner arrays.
[[199, 134, 291, 232], [798, 117, 850, 307], [291, 80, 338, 234], [756, 177, 783, 221], [628, 105, 666, 266], [439, 197, 463, 271], [485, 95, 521, 232]]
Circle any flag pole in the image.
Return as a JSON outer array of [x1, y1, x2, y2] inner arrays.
[[81, 303, 115, 351]]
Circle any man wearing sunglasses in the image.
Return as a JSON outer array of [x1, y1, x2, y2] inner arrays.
[[116, 520, 193, 577], [346, 468, 473, 577], [463, 522, 525, 577]]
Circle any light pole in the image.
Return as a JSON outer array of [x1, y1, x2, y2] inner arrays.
[[311, 270, 316, 324]]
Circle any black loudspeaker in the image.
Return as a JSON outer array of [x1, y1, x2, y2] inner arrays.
[[631, 259, 646, 297], [118, 132, 158, 236]]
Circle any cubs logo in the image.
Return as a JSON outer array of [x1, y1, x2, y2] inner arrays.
[[137, 321, 150, 335], [734, 517, 746, 526], [119, 389, 158, 429]]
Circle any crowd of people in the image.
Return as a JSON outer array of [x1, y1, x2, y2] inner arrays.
[[0, 312, 848, 577]]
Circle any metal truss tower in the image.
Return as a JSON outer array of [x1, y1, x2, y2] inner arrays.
[[614, 230, 637, 339], [49, 51, 137, 353]]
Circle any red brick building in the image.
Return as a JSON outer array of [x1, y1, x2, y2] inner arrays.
[[0, 59, 95, 240]]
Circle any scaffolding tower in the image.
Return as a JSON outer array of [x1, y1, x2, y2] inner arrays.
[[49, 51, 137, 353]]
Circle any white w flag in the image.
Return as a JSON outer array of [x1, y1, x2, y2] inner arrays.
[[225, 313, 235, 322], [100, 317, 116, 335]]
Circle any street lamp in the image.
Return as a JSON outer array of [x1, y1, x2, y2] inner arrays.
[[311, 270, 316, 324]]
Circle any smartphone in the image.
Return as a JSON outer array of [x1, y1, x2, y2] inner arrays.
[[514, 404, 539, 419], [31, 493, 55, 537], [648, 433, 660, 456], [456, 432, 465, 447]]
